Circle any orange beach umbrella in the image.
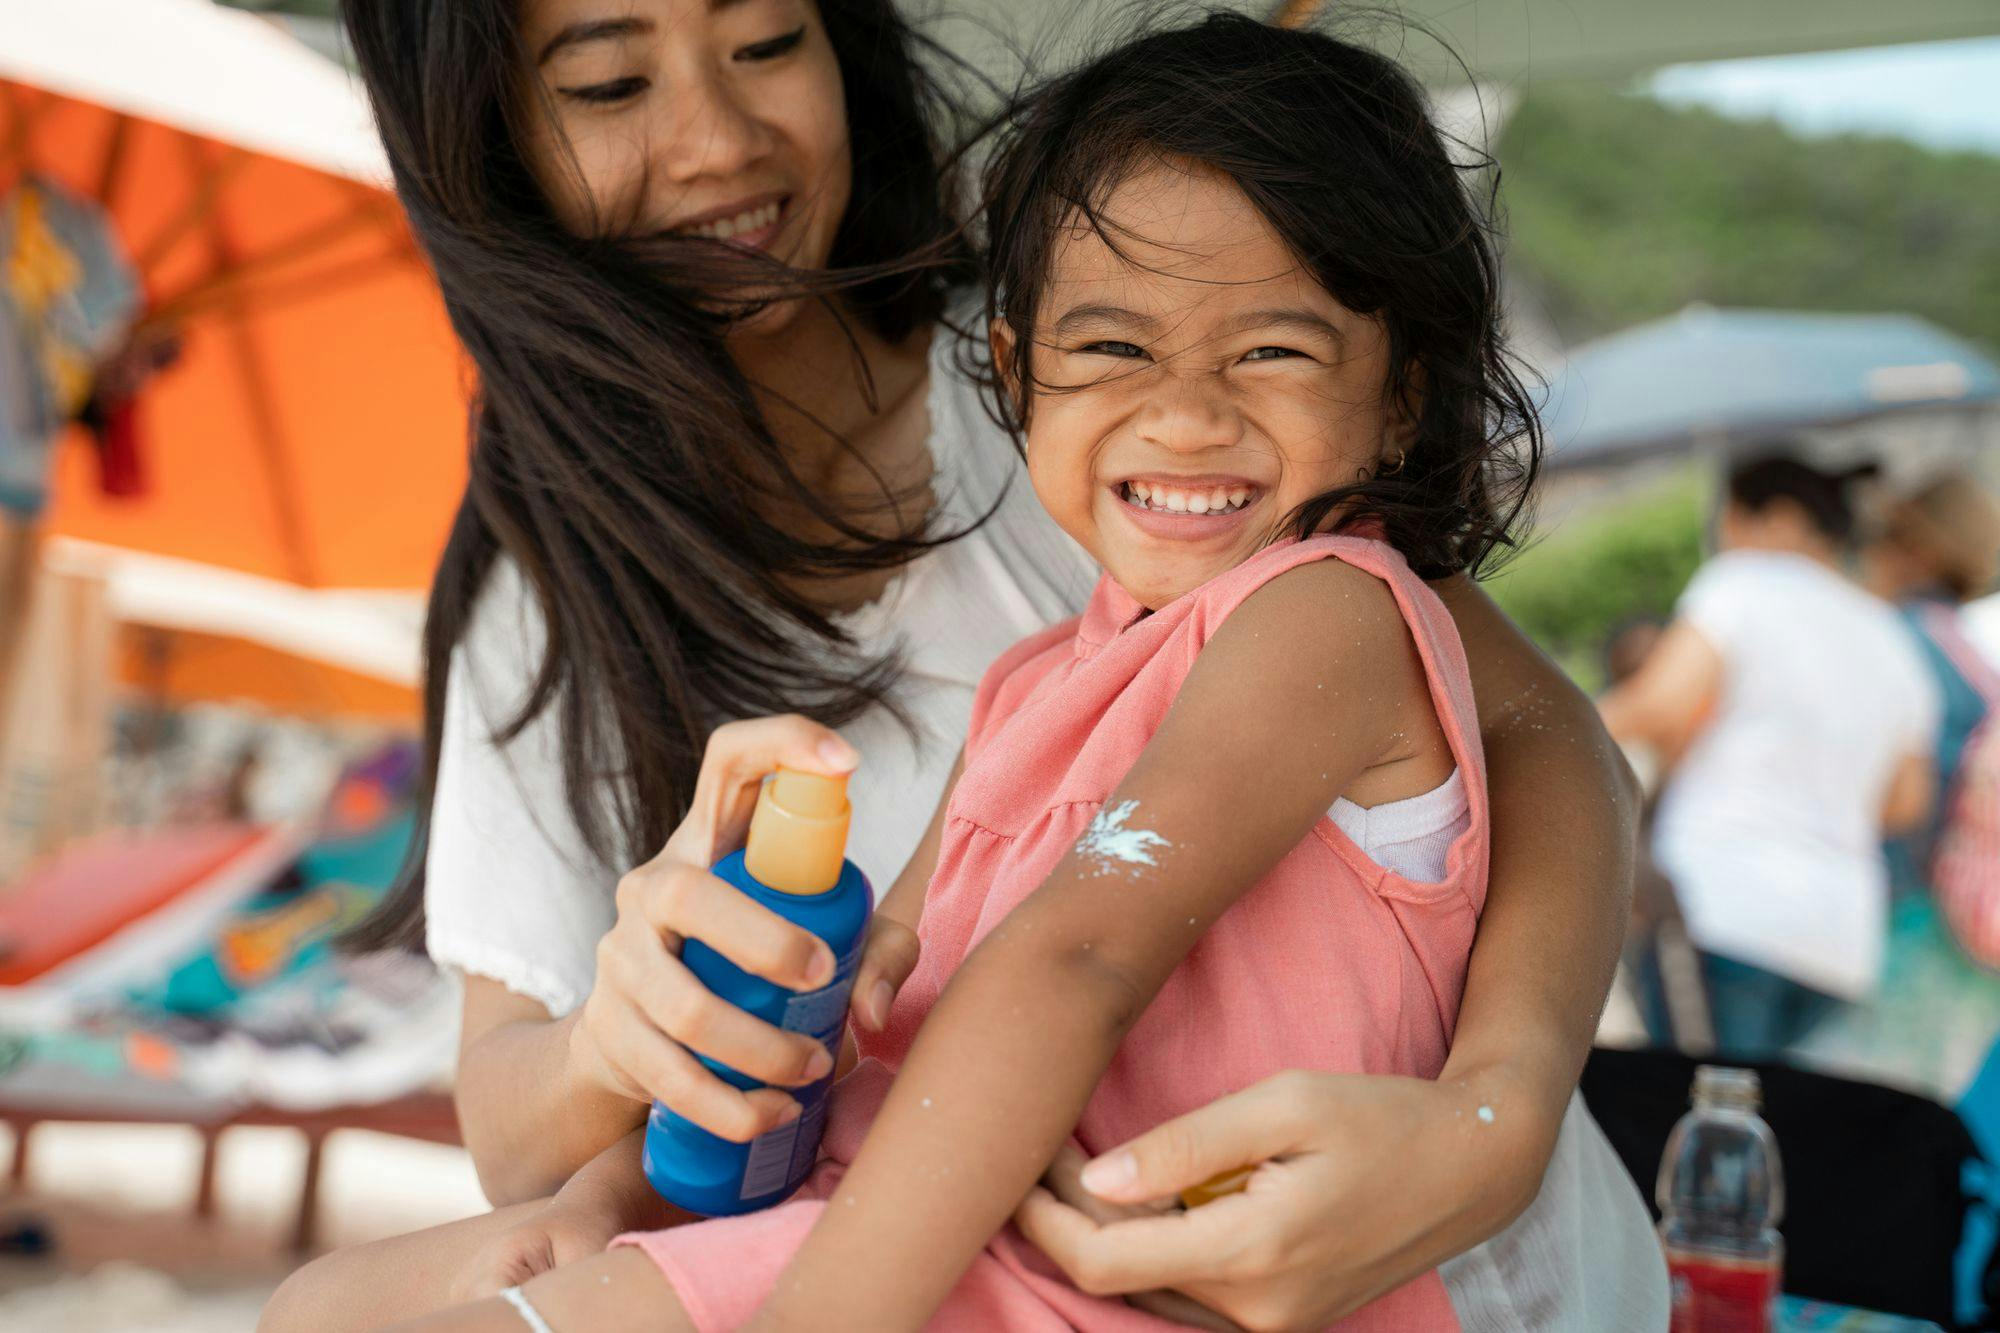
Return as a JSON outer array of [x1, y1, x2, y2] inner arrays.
[[1, 0, 466, 592]]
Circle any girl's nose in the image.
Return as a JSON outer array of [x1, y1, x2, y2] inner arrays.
[[1134, 376, 1245, 455], [654, 68, 776, 186]]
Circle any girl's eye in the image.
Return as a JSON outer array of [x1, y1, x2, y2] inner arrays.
[[736, 26, 807, 62], [1242, 346, 1302, 362], [557, 77, 648, 106], [1079, 340, 1147, 359]]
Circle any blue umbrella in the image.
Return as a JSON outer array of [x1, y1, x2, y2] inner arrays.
[[1539, 306, 2000, 469]]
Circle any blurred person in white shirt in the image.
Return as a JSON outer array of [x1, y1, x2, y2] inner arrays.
[[1602, 451, 1939, 1059]]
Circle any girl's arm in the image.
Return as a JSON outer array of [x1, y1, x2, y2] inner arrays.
[[752, 561, 1425, 1331]]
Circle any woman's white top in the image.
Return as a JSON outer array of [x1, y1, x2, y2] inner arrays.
[[1653, 550, 1940, 1000], [426, 329, 1666, 1328]]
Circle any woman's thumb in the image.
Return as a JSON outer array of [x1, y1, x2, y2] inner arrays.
[[1080, 1075, 1317, 1204], [854, 918, 920, 1030]]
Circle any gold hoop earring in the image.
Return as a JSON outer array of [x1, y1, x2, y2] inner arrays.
[[1383, 448, 1408, 475]]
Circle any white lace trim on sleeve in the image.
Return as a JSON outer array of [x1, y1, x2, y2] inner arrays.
[[427, 931, 589, 1019]]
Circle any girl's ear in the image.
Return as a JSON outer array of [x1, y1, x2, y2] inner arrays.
[[1385, 360, 1426, 460], [990, 316, 1025, 417]]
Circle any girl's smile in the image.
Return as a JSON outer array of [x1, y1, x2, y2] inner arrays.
[[1110, 474, 1264, 540]]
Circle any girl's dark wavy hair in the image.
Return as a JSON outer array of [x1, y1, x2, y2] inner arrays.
[[977, 11, 1540, 579], [341, 0, 975, 950]]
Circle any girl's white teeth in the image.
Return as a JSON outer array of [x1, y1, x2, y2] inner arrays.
[[682, 201, 780, 240], [1122, 482, 1252, 514]]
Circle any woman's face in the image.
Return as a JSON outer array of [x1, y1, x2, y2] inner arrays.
[[1004, 159, 1400, 611], [517, 0, 851, 277]]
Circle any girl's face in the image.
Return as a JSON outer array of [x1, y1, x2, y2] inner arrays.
[[1002, 159, 1404, 610], [517, 0, 851, 294]]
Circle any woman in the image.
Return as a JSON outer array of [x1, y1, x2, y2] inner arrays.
[[273, 2, 1661, 1328], [1603, 452, 1939, 1061]]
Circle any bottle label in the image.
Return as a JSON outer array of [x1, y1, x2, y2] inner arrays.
[[741, 1092, 825, 1200], [1666, 1247, 1781, 1333], [738, 929, 865, 1201]]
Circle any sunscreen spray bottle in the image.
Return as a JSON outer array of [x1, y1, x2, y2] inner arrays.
[[643, 767, 872, 1215]]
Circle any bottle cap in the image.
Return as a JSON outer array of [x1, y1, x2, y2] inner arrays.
[[744, 767, 851, 894], [1178, 1167, 1254, 1210], [1691, 1065, 1761, 1112]]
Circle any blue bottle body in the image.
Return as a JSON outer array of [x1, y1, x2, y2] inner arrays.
[[642, 849, 871, 1216]]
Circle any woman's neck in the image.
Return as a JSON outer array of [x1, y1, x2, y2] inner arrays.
[[731, 299, 940, 613], [732, 300, 920, 472]]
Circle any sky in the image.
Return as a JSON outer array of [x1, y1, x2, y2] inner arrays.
[[1649, 36, 2000, 156]]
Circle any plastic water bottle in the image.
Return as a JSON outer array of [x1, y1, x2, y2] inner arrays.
[[1658, 1065, 1786, 1332], [643, 767, 872, 1216]]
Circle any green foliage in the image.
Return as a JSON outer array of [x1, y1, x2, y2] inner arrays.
[[1496, 87, 2000, 349], [1485, 472, 1708, 687]]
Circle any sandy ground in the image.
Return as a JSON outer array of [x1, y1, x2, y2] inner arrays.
[[0, 1120, 489, 1332]]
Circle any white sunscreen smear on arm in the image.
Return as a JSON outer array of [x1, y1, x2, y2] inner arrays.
[[1078, 800, 1172, 877]]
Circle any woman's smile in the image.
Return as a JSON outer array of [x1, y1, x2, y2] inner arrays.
[[670, 192, 792, 250]]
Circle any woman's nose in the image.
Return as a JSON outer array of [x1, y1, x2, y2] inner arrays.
[[1134, 376, 1244, 454], [654, 69, 775, 185]]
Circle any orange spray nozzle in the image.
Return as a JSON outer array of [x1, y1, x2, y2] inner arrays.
[[744, 767, 852, 894]]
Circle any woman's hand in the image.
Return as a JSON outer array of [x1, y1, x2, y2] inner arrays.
[[1015, 1068, 1558, 1332], [850, 911, 921, 1033], [570, 715, 873, 1142]]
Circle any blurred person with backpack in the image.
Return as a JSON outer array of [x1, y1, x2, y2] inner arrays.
[[1861, 472, 2000, 966], [1602, 451, 1940, 1059]]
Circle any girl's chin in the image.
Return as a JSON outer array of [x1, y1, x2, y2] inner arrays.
[[1105, 556, 1234, 610]]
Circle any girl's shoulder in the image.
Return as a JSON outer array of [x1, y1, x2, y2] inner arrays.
[[1176, 533, 1455, 658]]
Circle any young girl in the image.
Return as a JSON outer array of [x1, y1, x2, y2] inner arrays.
[[379, 13, 1562, 1331]]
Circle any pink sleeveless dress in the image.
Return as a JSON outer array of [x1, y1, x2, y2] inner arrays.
[[617, 535, 1489, 1331]]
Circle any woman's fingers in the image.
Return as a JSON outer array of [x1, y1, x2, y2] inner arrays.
[[618, 861, 834, 992], [624, 952, 832, 1089], [1014, 1184, 1254, 1294], [1079, 1070, 1323, 1204], [1041, 1143, 1172, 1223], [611, 1010, 801, 1142], [669, 715, 858, 866], [851, 916, 921, 1031]]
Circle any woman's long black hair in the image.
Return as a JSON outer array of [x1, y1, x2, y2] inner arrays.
[[979, 11, 1540, 579], [343, 0, 974, 949]]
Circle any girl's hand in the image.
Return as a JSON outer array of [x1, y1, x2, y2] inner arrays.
[[570, 716, 861, 1143], [453, 1193, 627, 1302], [1015, 1068, 1556, 1332]]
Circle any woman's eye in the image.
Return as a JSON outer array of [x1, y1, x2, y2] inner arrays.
[[736, 26, 807, 62], [557, 77, 648, 106], [1079, 340, 1147, 359], [1242, 346, 1301, 362]]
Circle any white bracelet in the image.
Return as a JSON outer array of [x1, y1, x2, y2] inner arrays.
[[499, 1285, 558, 1333]]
